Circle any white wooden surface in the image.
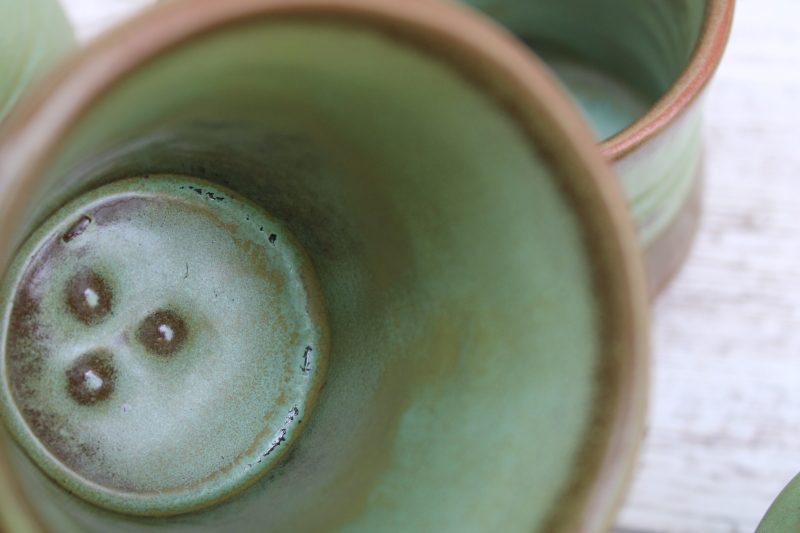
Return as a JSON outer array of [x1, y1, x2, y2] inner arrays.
[[56, 1, 800, 531], [615, 1, 800, 531]]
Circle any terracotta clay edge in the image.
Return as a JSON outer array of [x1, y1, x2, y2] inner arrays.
[[600, 0, 735, 160]]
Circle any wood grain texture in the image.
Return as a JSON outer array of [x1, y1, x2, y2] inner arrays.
[[56, 0, 797, 531]]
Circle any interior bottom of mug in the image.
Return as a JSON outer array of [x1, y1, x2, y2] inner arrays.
[[0, 175, 328, 514]]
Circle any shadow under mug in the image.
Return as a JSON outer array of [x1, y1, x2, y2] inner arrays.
[[460, 0, 735, 294], [0, 0, 648, 532]]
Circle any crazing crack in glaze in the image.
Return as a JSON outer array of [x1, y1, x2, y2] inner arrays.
[[248, 406, 301, 469]]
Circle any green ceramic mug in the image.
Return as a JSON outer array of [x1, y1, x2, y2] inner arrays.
[[756, 472, 800, 532], [0, 0, 647, 531], [459, 0, 735, 294]]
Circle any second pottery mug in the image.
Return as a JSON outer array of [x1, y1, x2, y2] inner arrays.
[[0, 0, 648, 532], [460, 0, 735, 294], [756, 472, 800, 532]]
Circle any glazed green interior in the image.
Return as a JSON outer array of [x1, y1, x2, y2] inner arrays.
[[5, 19, 609, 532], [460, 0, 706, 138]]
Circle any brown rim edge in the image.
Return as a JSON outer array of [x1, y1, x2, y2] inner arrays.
[[0, 0, 649, 529], [600, 0, 735, 160]]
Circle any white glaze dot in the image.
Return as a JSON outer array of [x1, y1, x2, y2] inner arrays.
[[84, 370, 103, 391], [84, 288, 99, 308], [158, 324, 174, 341]]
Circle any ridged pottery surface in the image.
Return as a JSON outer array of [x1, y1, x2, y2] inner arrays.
[[0, 0, 74, 123], [0, 0, 648, 532], [460, 0, 735, 294], [756, 472, 800, 532]]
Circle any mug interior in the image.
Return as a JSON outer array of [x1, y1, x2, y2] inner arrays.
[[0, 0, 74, 122], [0, 6, 644, 533], [461, 0, 706, 139]]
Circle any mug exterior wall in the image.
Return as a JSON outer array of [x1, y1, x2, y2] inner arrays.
[[602, 0, 735, 294], [612, 93, 706, 295]]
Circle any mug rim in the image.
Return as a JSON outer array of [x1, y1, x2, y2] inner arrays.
[[0, 0, 648, 529], [601, 0, 736, 159]]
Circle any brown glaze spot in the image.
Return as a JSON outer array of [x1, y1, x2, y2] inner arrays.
[[66, 350, 116, 405], [137, 309, 188, 356], [65, 269, 113, 325], [62, 216, 91, 243]]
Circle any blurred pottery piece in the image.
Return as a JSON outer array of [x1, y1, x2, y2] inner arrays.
[[460, 0, 735, 295], [0, 0, 648, 532], [0, 0, 74, 123], [756, 472, 800, 532]]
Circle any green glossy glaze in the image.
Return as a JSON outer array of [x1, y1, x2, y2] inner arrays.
[[0, 0, 74, 122], [0, 3, 647, 533], [756, 472, 800, 532], [0, 176, 327, 516]]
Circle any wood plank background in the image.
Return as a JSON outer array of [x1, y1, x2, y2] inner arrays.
[[57, 0, 799, 531], [616, 1, 800, 531]]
